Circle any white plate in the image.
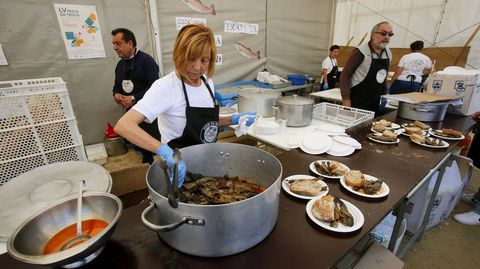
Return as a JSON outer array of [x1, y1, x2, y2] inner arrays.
[[306, 197, 364, 233], [300, 133, 332, 155], [411, 138, 449, 149], [282, 175, 329, 200], [401, 123, 432, 131], [327, 141, 356, 157], [315, 124, 346, 135], [340, 174, 390, 198], [284, 134, 301, 149], [367, 133, 400, 144], [429, 130, 465, 141], [333, 136, 362, 149], [309, 160, 350, 179], [372, 121, 400, 130]]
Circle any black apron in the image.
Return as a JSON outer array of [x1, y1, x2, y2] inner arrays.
[[350, 49, 390, 114], [168, 76, 219, 149], [322, 58, 339, 89]]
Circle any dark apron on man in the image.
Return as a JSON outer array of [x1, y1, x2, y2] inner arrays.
[[168, 76, 219, 149], [322, 58, 339, 90], [350, 50, 390, 114]]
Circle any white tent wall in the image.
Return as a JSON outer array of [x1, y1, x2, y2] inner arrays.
[[0, 0, 155, 145], [0, 0, 332, 144], [333, 0, 480, 69]]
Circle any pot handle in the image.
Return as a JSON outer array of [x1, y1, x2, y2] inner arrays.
[[272, 105, 279, 110], [413, 107, 433, 113], [141, 199, 205, 232]]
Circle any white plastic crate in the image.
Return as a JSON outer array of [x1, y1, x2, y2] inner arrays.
[[313, 102, 375, 128], [0, 77, 86, 185]]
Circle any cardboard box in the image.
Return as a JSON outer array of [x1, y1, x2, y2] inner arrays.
[[110, 165, 148, 196], [426, 71, 480, 116]]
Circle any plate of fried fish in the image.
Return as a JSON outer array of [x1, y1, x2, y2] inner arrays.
[[309, 160, 350, 179], [339, 170, 389, 198], [306, 195, 364, 233], [282, 175, 329, 200]]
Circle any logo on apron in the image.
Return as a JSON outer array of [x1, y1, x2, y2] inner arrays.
[[201, 121, 219, 143], [122, 80, 134, 93], [376, 69, 387, 83]]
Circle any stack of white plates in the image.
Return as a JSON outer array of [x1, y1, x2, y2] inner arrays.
[[300, 132, 332, 155], [315, 124, 346, 136], [326, 140, 356, 157]]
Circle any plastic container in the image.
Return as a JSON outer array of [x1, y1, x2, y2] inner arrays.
[[369, 212, 407, 255], [85, 143, 108, 165], [287, 74, 306, 85], [313, 102, 375, 128]]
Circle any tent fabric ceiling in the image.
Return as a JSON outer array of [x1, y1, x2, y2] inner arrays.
[[333, 0, 480, 69]]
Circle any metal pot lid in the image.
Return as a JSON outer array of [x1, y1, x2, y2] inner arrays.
[[237, 88, 281, 99], [276, 95, 314, 105], [0, 161, 112, 242]]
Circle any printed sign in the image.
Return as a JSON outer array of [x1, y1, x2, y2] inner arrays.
[[176, 17, 207, 30], [54, 4, 105, 59], [224, 20, 258, 35], [216, 54, 222, 65], [0, 44, 7, 65], [214, 35, 222, 47]]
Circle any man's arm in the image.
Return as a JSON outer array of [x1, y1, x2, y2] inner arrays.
[[134, 56, 160, 101], [112, 63, 123, 104], [340, 49, 364, 106]]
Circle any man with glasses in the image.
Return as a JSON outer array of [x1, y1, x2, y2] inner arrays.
[[111, 28, 161, 164], [340, 21, 393, 115]]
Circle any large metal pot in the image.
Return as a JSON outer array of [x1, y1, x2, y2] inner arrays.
[[237, 88, 281, 117], [274, 95, 314, 126], [397, 101, 449, 122], [142, 143, 283, 257]]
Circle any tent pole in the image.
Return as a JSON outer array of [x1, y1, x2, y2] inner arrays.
[[433, 0, 448, 46], [147, 0, 164, 77], [453, 24, 480, 66]]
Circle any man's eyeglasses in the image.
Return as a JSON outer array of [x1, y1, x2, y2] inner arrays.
[[375, 31, 394, 37]]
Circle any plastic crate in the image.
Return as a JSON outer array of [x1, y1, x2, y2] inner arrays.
[[287, 74, 306, 85], [0, 77, 86, 185], [313, 102, 375, 128]]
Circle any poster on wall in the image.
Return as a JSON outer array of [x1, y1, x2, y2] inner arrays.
[[53, 4, 106, 59], [0, 45, 7, 65]]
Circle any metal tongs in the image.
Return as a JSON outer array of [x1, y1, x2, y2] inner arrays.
[[158, 148, 182, 208]]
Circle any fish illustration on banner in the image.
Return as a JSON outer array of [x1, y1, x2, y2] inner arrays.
[[182, 0, 216, 15], [234, 42, 260, 60]]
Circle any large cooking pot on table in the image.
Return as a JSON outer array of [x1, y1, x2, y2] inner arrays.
[[274, 95, 314, 127], [237, 88, 281, 117], [397, 101, 449, 122], [142, 143, 283, 257]]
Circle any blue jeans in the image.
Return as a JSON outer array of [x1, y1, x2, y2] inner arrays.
[[389, 80, 421, 94]]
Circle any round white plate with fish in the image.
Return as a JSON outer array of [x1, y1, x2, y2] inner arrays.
[[411, 138, 449, 149], [309, 160, 350, 179], [401, 123, 432, 131], [398, 128, 428, 137], [340, 174, 390, 198], [367, 133, 400, 144], [306, 197, 364, 233], [282, 175, 329, 200], [428, 130, 465, 140], [372, 121, 401, 130]]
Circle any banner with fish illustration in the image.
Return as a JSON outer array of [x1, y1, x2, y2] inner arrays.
[[53, 4, 105, 59]]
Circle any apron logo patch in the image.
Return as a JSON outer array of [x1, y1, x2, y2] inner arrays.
[[376, 69, 387, 83], [201, 121, 218, 143], [122, 80, 134, 93]]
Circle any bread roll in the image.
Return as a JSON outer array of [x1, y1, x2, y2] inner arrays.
[[311, 195, 335, 222], [379, 119, 391, 127], [372, 122, 385, 132], [410, 133, 425, 143], [405, 126, 422, 135], [330, 161, 347, 176], [344, 170, 365, 188], [414, 120, 430, 130], [290, 179, 323, 196], [442, 128, 462, 138]]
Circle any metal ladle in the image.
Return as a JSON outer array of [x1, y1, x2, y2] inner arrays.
[[60, 180, 91, 250]]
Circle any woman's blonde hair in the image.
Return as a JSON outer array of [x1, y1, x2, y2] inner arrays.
[[173, 23, 216, 79]]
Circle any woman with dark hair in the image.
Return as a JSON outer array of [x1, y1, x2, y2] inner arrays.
[[389, 40, 433, 94], [321, 45, 340, 90]]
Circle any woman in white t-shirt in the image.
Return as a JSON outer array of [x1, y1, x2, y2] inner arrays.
[[389, 40, 433, 94], [114, 24, 255, 187], [321, 45, 340, 90]]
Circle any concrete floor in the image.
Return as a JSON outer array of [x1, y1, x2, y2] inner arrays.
[[104, 148, 480, 268]]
